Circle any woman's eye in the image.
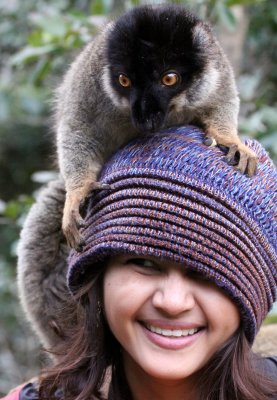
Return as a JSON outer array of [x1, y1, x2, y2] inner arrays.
[[186, 270, 210, 282], [126, 258, 162, 273]]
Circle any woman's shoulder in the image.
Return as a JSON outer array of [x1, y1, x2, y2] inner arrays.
[[257, 355, 277, 379], [264, 356, 277, 372], [1, 383, 26, 400], [1, 382, 39, 400], [2, 381, 107, 400]]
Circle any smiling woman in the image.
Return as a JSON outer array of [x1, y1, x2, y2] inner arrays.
[[8, 126, 277, 400], [104, 255, 240, 395]]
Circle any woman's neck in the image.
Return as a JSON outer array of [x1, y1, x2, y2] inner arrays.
[[123, 353, 198, 400]]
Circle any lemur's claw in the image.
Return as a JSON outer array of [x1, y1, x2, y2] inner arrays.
[[222, 143, 257, 176], [76, 237, 86, 252], [204, 131, 258, 177], [217, 144, 229, 154], [203, 137, 217, 147], [89, 182, 112, 191], [63, 181, 113, 251]]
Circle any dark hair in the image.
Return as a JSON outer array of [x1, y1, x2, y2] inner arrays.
[[39, 266, 277, 400], [198, 331, 277, 400]]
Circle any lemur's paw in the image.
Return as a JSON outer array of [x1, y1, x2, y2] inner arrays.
[[204, 133, 257, 177], [63, 225, 85, 252], [62, 193, 86, 251], [63, 181, 112, 251], [62, 208, 86, 252], [90, 182, 112, 191], [203, 137, 217, 147], [223, 143, 257, 176]]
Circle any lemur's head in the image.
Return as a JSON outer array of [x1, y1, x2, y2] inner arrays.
[[103, 5, 219, 133]]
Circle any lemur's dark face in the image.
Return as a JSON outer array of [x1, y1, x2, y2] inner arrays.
[[105, 5, 213, 133]]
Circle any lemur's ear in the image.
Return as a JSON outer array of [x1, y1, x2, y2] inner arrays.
[[192, 21, 213, 51]]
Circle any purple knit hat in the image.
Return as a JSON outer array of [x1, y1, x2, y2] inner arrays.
[[68, 126, 277, 342]]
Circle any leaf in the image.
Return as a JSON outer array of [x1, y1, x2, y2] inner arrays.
[[217, 3, 237, 30], [19, 93, 45, 115], [226, 0, 263, 6], [0, 93, 10, 121], [263, 314, 277, 325], [3, 201, 21, 219], [239, 111, 266, 134], [10, 44, 57, 65], [28, 30, 45, 47], [29, 57, 52, 86], [238, 73, 261, 101], [90, 0, 106, 15], [2, 196, 33, 220], [260, 106, 277, 126], [102, 0, 113, 13], [69, 10, 88, 20], [260, 132, 277, 153], [30, 14, 68, 37]]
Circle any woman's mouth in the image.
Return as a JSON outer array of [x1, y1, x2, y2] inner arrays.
[[145, 323, 200, 338], [139, 321, 204, 350]]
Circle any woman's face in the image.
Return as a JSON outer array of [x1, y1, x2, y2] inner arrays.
[[103, 255, 240, 382]]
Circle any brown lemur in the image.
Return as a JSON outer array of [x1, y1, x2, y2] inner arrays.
[[55, 4, 257, 251]]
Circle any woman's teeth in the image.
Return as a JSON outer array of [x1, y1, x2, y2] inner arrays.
[[145, 324, 199, 337]]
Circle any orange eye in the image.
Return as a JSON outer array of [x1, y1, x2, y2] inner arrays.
[[118, 74, 131, 88], [161, 72, 179, 86]]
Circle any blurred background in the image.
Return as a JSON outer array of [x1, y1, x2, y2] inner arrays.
[[0, 0, 276, 395]]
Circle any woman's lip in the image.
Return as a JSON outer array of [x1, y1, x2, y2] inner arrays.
[[139, 322, 204, 350], [140, 319, 204, 330]]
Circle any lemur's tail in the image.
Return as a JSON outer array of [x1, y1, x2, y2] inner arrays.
[[17, 178, 76, 353]]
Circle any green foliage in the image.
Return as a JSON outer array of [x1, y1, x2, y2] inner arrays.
[[0, 194, 38, 396], [264, 314, 277, 326], [0, 1, 97, 393], [0, 0, 276, 394], [238, 0, 277, 163], [10, 10, 99, 70]]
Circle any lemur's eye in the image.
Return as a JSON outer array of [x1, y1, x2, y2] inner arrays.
[[161, 72, 179, 86], [118, 74, 131, 88]]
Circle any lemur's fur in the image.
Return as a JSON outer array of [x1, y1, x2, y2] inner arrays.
[[17, 178, 78, 353], [55, 5, 257, 250]]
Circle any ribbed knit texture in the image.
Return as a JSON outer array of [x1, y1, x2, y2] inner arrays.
[[68, 126, 277, 343]]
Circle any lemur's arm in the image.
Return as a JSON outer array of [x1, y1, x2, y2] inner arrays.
[[17, 178, 77, 352]]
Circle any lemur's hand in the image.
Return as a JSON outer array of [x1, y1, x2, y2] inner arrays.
[[63, 182, 111, 251], [204, 130, 257, 177]]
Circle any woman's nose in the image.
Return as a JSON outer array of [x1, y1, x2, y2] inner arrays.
[[152, 270, 195, 316]]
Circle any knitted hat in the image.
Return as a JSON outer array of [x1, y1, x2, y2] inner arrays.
[[68, 126, 277, 343]]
